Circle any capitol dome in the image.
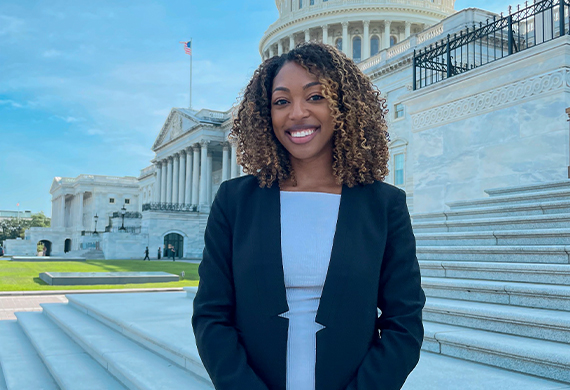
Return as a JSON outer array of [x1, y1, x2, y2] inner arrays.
[[260, 0, 455, 62]]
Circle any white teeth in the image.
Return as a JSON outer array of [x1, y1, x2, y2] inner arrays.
[[290, 128, 316, 138]]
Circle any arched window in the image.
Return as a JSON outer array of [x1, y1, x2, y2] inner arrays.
[[390, 35, 398, 47], [370, 35, 380, 56], [299, 0, 302, 8], [335, 38, 342, 51], [352, 36, 361, 62], [310, 0, 314, 4]]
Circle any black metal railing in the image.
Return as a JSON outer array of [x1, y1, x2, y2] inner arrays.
[[413, 0, 569, 90], [81, 231, 101, 236], [106, 226, 141, 234], [142, 203, 198, 212], [111, 211, 142, 218]]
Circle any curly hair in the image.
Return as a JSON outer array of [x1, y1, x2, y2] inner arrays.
[[230, 41, 390, 188]]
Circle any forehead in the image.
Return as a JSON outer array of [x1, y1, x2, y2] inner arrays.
[[272, 62, 319, 89]]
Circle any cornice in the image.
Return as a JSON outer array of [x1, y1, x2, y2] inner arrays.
[[368, 54, 413, 81]]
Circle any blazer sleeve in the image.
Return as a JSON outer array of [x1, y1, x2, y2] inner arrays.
[[192, 181, 270, 390], [345, 188, 425, 390]]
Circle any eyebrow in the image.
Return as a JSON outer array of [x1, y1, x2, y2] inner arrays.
[[272, 81, 321, 94]]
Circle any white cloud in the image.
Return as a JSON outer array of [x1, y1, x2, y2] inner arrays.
[[0, 15, 26, 38], [86, 128, 104, 135], [0, 99, 23, 108], [53, 115, 83, 123]]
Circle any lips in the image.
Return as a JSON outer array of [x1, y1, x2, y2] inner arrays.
[[286, 126, 320, 145]]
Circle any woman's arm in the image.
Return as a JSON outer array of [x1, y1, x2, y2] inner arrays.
[[192, 181, 269, 390], [345, 189, 425, 390]]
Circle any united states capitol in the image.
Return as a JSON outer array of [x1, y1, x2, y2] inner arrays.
[[2, 0, 570, 387]]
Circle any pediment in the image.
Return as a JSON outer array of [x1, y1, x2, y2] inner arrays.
[[49, 177, 62, 194], [152, 109, 200, 151]]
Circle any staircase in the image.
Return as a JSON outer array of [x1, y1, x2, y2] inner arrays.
[[0, 289, 212, 390], [413, 180, 570, 384], [82, 249, 105, 259]]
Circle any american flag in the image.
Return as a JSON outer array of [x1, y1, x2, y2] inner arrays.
[[182, 41, 192, 55]]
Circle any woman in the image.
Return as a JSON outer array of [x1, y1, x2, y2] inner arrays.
[[192, 42, 425, 390]]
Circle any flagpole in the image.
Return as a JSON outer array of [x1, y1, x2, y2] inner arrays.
[[189, 38, 192, 110]]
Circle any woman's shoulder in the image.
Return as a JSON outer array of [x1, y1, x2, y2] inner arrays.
[[365, 180, 406, 200]]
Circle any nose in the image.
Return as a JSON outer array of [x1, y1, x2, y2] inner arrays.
[[288, 99, 309, 120]]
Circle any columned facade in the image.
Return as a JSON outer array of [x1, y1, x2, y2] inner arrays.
[[259, 1, 454, 62]]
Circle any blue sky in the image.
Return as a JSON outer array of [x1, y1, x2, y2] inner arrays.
[[0, 0, 516, 217]]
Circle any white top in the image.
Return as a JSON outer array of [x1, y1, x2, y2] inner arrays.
[[279, 191, 341, 390]]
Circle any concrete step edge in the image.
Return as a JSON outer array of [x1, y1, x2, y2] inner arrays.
[[0, 321, 59, 390], [0, 362, 8, 390], [15, 311, 126, 390], [485, 180, 570, 197], [422, 277, 570, 297], [41, 303, 213, 390], [447, 188, 570, 208], [64, 295, 208, 382]]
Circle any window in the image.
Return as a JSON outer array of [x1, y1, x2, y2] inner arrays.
[[109, 198, 115, 204], [299, 0, 302, 8], [394, 103, 404, 119], [370, 36, 379, 56], [394, 154, 404, 186], [125, 199, 131, 205], [310, 0, 314, 4], [352, 36, 361, 62], [335, 38, 342, 51], [390, 35, 398, 47]]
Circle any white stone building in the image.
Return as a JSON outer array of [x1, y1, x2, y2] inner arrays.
[[5, 0, 569, 258]]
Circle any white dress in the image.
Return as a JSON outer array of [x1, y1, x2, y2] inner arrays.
[[279, 191, 341, 390]]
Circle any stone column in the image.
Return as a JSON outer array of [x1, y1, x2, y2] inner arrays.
[[166, 157, 173, 203], [277, 40, 283, 55], [384, 20, 391, 49], [161, 161, 167, 203], [192, 145, 200, 206], [222, 143, 230, 181], [77, 192, 84, 230], [185, 147, 193, 204], [60, 195, 65, 228], [239, 165, 245, 177], [289, 35, 295, 51], [51, 199, 57, 227], [304, 29, 310, 42], [322, 24, 328, 45], [363, 20, 370, 59], [269, 45, 275, 57], [231, 143, 238, 179], [199, 140, 209, 205], [405, 21, 411, 39], [155, 162, 162, 202], [179, 151, 186, 204], [207, 152, 213, 203], [172, 154, 180, 204], [342, 22, 349, 55]]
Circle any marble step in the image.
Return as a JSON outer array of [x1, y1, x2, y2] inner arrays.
[[413, 213, 570, 233], [446, 188, 570, 210], [484, 180, 570, 197], [412, 199, 570, 223], [422, 321, 570, 384], [65, 292, 209, 384], [415, 229, 570, 246], [0, 321, 59, 390], [421, 277, 570, 310], [416, 245, 570, 263], [423, 297, 570, 343], [0, 363, 8, 390], [41, 303, 214, 390], [15, 311, 126, 390], [419, 261, 570, 285]]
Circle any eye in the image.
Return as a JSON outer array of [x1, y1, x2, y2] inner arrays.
[[273, 98, 288, 106], [308, 95, 324, 101]]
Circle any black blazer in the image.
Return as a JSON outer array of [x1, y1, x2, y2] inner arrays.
[[192, 175, 425, 390]]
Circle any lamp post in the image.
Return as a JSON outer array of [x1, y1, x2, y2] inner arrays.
[[119, 205, 126, 231], [93, 214, 99, 235]]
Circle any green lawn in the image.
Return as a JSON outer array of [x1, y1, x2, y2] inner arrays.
[[0, 260, 200, 291]]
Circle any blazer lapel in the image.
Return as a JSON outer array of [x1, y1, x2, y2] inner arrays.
[[257, 184, 289, 317], [316, 183, 361, 328]]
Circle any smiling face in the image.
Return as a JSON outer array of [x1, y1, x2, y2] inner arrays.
[[270, 61, 335, 164]]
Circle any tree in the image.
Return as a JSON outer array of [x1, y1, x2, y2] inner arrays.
[[0, 212, 51, 242]]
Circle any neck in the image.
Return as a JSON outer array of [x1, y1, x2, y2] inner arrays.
[[281, 151, 341, 193]]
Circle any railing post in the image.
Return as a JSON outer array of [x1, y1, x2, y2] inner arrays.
[[446, 35, 452, 78], [508, 14, 513, 55], [560, 0, 566, 36], [412, 49, 417, 90]]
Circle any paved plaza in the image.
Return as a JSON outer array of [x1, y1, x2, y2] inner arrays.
[[0, 295, 68, 321]]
